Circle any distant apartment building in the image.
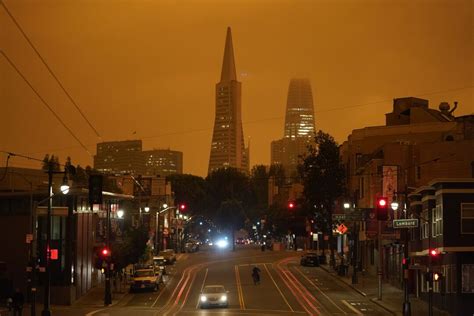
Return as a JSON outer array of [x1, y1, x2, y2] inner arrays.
[[271, 78, 316, 178], [94, 140, 183, 177]]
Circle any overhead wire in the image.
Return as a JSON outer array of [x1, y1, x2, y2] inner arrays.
[[1, 0, 102, 140], [0, 50, 92, 156]]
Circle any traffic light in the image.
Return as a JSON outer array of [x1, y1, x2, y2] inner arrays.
[[429, 248, 439, 257], [288, 201, 295, 210], [89, 174, 103, 205], [376, 197, 388, 220], [179, 203, 186, 211], [433, 272, 442, 282], [100, 247, 111, 260], [402, 257, 410, 270]]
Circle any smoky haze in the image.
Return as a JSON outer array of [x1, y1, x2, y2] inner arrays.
[[0, 0, 472, 176]]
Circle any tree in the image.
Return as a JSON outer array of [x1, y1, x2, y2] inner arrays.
[[112, 225, 149, 270], [214, 199, 246, 251], [206, 168, 252, 246], [41, 154, 60, 171], [206, 167, 251, 212], [298, 130, 345, 268], [167, 174, 207, 215]]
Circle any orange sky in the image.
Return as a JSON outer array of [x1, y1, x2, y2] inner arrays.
[[1, 0, 472, 177]]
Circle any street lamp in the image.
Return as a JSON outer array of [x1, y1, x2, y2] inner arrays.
[[117, 210, 124, 219], [391, 201, 399, 211], [42, 163, 72, 316], [343, 202, 350, 209]]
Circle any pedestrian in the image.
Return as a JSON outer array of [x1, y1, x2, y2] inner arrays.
[[12, 288, 24, 316]]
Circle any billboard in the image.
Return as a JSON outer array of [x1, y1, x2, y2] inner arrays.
[[382, 165, 398, 204]]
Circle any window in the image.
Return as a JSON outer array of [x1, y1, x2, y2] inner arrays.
[[433, 205, 443, 237], [421, 212, 429, 239], [462, 264, 474, 293], [359, 176, 365, 199], [461, 203, 474, 234], [416, 166, 421, 180]]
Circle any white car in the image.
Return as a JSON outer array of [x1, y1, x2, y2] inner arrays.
[[200, 285, 229, 308]]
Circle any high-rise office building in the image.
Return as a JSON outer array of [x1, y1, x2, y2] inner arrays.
[[94, 140, 144, 175], [208, 27, 249, 174], [94, 140, 183, 177], [271, 78, 315, 177], [143, 149, 183, 177]]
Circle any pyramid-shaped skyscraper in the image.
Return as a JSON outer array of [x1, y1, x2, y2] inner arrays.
[[208, 27, 249, 174]]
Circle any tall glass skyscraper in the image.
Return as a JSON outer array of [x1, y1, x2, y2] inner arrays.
[[208, 27, 249, 174], [271, 78, 315, 177]]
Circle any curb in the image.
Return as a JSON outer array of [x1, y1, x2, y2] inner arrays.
[[370, 298, 398, 316], [319, 264, 398, 316]]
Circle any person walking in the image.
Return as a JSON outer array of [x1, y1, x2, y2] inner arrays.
[[12, 288, 24, 316]]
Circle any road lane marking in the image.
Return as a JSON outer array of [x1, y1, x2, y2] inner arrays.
[[294, 266, 347, 315], [235, 265, 246, 310], [195, 268, 208, 309], [341, 300, 363, 315], [274, 260, 318, 315], [263, 263, 294, 312]]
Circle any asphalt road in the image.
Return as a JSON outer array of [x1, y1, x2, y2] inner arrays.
[[42, 245, 392, 316]]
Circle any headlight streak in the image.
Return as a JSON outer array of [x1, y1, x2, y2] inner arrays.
[[275, 258, 321, 315]]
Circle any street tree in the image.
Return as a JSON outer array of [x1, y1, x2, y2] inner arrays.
[[298, 130, 345, 268], [167, 174, 207, 215]]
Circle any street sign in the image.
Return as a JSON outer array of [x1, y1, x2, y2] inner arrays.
[[337, 224, 348, 234], [393, 219, 419, 229]]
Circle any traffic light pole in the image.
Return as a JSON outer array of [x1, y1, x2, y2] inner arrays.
[[377, 219, 382, 300], [104, 201, 112, 306], [351, 222, 358, 284]]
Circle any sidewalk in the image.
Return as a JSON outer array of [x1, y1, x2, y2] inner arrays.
[[319, 263, 451, 316], [73, 283, 128, 308]]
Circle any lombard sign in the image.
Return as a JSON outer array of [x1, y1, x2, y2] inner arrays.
[[393, 219, 419, 229]]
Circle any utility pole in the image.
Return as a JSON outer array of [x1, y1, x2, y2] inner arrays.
[[402, 190, 411, 316], [41, 163, 53, 316], [428, 208, 433, 316]]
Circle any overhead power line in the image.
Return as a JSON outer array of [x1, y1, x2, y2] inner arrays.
[[0, 50, 92, 156], [11, 85, 474, 158], [1, 0, 102, 140]]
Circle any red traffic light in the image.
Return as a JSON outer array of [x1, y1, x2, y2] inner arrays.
[[430, 249, 439, 256], [376, 197, 388, 221], [101, 248, 111, 257], [179, 203, 186, 211], [288, 202, 295, 209]]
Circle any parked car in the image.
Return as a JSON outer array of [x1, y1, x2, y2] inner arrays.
[[130, 268, 160, 292], [300, 253, 320, 267], [184, 241, 199, 253], [152, 256, 167, 275], [159, 249, 176, 264], [199, 285, 229, 308]]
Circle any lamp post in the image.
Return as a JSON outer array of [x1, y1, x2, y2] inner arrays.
[[344, 202, 358, 284], [41, 162, 71, 316]]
